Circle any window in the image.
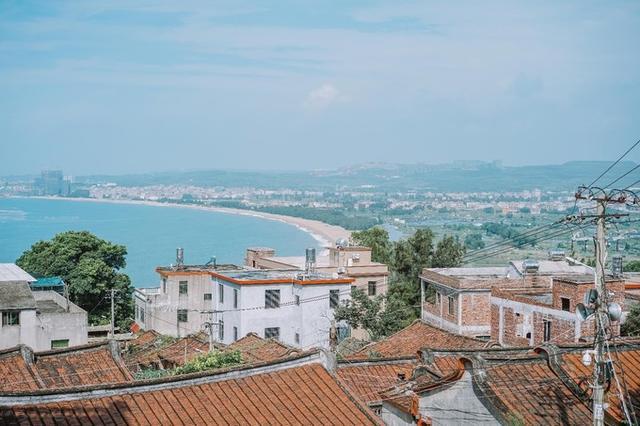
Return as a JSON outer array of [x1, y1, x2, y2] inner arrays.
[[330, 289, 340, 309], [51, 339, 69, 349], [265, 290, 280, 308], [368, 281, 377, 296], [135, 305, 139, 319], [204, 293, 212, 301], [179, 281, 188, 295], [295, 333, 300, 344], [265, 327, 280, 340], [1, 311, 19, 326], [219, 320, 224, 341], [219, 284, 224, 303], [234, 289, 238, 309], [140, 308, 145, 323], [233, 326, 238, 341], [295, 295, 300, 306], [162, 278, 167, 294], [177, 309, 188, 323], [448, 296, 454, 316], [561, 297, 571, 312], [543, 319, 552, 342]]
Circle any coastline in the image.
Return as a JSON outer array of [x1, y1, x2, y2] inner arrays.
[[21, 196, 351, 249]]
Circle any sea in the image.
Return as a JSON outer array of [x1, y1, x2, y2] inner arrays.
[[0, 198, 319, 287]]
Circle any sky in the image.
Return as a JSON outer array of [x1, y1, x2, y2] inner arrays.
[[1, 1, 639, 175]]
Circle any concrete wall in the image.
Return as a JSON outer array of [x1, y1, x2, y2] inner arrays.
[[32, 291, 87, 351], [0, 309, 37, 350], [136, 272, 351, 349], [216, 277, 351, 349], [0, 292, 87, 351], [418, 369, 499, 425], [380, 404, 414, 426]]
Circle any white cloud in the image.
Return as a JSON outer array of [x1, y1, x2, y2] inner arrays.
[[305, 83, 345, 109]]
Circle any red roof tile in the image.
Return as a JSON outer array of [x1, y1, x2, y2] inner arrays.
[[559, 341, 640, 423], [0, 342, 132, 393], [347, 320, 488, 360], [0, 348, 41, 392], [0, 361, 383, 425], [226, 332, 300, 364], [337, 359, 418, 404]]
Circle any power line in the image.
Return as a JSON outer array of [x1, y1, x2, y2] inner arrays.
[[588, 138, 640, 188]]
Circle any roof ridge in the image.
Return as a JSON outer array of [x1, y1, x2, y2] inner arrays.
[[0, 349, 323, 403]]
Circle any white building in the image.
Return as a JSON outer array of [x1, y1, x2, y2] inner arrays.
[[0, 264, 88, 351], [134, 256, 353, 349]]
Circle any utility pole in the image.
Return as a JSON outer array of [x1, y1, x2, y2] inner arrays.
[[110, 288, 116, 338], [592, 200, 607, 426], [574, 187, 629, 426]]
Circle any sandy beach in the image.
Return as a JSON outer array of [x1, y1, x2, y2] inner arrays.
[[29, 196, 351, 249]]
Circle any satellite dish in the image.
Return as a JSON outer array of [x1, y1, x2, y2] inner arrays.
[[607, 302, 622, 322], [576, 303, 595, 321]]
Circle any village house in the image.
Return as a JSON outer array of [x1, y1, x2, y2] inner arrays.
[[420, 258, 593, 339], [0, 264, 87, 351], [245, 240, 389, 297], [134, 249, 353, 349], [0, 341, 132, 392], [377, 341, 640, 425], [491, 275, 625, 346], [0, 349, 383, 425]]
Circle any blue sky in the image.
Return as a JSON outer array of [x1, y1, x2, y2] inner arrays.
[[1, 1, 639, 175]]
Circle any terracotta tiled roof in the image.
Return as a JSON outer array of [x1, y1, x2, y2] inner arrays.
[[0, 342, 132, 393], [226, 332, 300, 364], [0, 348, 41, 392], [0, 359, 382, 425], [347, 320, 488, 360], [128, 330, 161, 348], [558, 341, 640, 423], [478, 355, 592, 424], [337, 358, 418, 404], [33, 343, 133, 388]]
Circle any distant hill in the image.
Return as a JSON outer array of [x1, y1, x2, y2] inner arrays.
[[67, 160, 640, 192]]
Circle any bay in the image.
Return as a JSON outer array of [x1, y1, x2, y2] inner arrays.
[[0, 198, 319, 286]]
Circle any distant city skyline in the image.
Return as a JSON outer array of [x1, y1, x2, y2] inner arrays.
[[1, 1, 639, 175]]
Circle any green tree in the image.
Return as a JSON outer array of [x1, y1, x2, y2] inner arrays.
[[16, 231, 134, 329], [393, 228, 434, 282], [334, 288, 416, 340], [173, 350, 243, 375], [350, 227, 393, 264], [432, 235, 466, 268], [621, 304, 640, 337], [624, 260, 640, 272], [464, 233, 485, 250]]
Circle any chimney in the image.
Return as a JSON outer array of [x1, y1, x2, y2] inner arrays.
[[176, 248, 184, 267], [305, 248, 316, 274]]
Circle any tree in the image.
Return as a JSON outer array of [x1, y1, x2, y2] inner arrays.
[[432, 235, 466, 268], [16, 231, 134, 329], [621, 304, 640, 337], [624, 260, 640, 272], [334, 288, 416, 340], [464, 233, 485, 250], [350, 227, 393, 265], [393, 228, 434, 282]]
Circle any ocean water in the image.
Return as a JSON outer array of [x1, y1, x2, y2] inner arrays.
[[0, 198, 319, 286]]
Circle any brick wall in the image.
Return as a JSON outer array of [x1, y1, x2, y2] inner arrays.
[[460, 292, 491, 327]]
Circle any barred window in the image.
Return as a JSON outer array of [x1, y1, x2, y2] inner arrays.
[[265, 327, 280, 340], [368, 281, 377, 296], [265, 290, 280, 308], [179, 281, 188, 295], [330, 289, 340, 309], [177, 309, 188, 323]]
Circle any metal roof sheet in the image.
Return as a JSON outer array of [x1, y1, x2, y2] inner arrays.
[[0, 264, 35, 283]]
